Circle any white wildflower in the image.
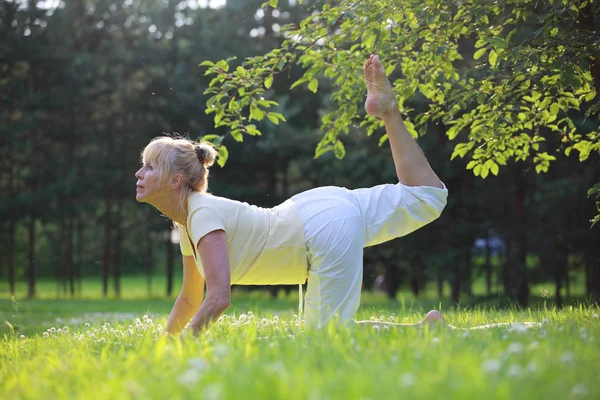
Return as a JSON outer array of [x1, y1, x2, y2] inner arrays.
[[593, 313, 598, 319], [482, 359, 501, 373], [507, 342, 524, 355], [178, 369, 200, 385], [526, 362, 537, 373], [560, 352, 574, 363], [203, 383, 223, 400], [542, 318, 549, 324], [20, 335, 25, 340], [528, 341, 540, 350], [571, 383, 588, 397], [507, 364, 522, 377], [189, 358, 209, 370], [399, 372, 416, 387], [432, 337, 440, 344], [43, 332, 49, 338], [212, 344, 230, 358]]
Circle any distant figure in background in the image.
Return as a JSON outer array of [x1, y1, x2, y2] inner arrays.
[[135, 54, 450, 336]]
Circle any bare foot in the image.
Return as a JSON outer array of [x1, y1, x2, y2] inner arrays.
[[420, 310, 447, 325], [363, 54, 397, 118]]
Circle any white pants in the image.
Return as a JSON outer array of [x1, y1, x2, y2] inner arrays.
[[291, 182, 448, 328]]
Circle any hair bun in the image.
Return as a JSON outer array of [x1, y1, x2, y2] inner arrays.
[[195, 144, 216, 167]]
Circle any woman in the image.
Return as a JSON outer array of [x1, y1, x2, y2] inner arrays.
[[135, 55, 449, 336]]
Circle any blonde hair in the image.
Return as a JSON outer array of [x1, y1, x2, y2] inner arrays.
[[141, 135, 218, 219]]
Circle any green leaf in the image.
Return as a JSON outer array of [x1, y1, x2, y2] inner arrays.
[[249, 103, 265, 121], [269, 0, 278, 8], [230, 129, 244, 142], [473, 48, 488, 60], [489, 50, 498, 68], [490, 162, 499, 176], [202, 134, 222, 144], [308, 78, 319, 93], [264, 75, 273, 89], [334, 140, 346, 159], [267, 112, 282, 125], [245, 125, 261, 136], [217, 145, 229, 167], [199, 60, 215, 67]]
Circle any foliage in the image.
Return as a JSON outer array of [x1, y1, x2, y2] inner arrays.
[[203, 0, 599, 177]]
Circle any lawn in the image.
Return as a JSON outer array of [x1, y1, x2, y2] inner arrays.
[[1, 281, 599, 400]]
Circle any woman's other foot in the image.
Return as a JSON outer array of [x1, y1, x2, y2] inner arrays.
[[363, 54, 398, 118], [420, 310, 447, 325]]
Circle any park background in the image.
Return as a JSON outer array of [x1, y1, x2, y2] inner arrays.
[[2, 1, 600, 399], [1, 0, 599, 325]]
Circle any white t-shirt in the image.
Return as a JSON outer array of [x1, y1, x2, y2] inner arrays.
[[178, 192, 308, 285]]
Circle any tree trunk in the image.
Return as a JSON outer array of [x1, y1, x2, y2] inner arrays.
[[76, 217, 84, 295], [27, 217, 36, 298], [512, 169, 530, 306], [166, 231, 175, 297], [113, 199, 123, 299], [384, 264, 400, 300], [7, 219, 15, 296], [102, 182, 112, 297], [146, 226, 153, 298]]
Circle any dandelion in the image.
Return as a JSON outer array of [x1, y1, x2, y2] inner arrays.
[[85, 323, 90, 327], [507, 342, 524, 355], [178, 369, 200, 385], [560, 352, 574, 363], [43, 332, 49, 338], [593, 313, 598, 319], [203, 383, 223, 400], [542, 318, 549, 324], [189, 358, 209, 370], [57, 329, 63, 334], [20, 335, 25, 340], [507, 364, 522, 377], [482, 359, 501, 373], [528, 341, 540, 350], [399, 372, 416, 387], [571, 383, 588, 397], [432, 337, 440, 344], [526, 362, 537, 373]]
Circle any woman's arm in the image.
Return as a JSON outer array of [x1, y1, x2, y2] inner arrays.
[[189, 229, 231, 336], [165, 255, 204, 335]]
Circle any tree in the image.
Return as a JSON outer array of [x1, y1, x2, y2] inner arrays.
[[202, 0, 600, 305]]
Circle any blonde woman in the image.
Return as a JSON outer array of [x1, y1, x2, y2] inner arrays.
[[135, 55, 449, 336]]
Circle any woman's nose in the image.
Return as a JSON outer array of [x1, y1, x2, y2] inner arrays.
[[135, 168, 143, 179]]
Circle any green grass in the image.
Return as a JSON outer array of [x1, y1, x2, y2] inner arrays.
[[1, 288, 599, 399]]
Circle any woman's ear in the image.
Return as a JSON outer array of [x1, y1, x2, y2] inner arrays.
[[171, 173, 184, 190]]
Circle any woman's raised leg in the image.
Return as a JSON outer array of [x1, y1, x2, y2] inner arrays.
[[364, 55, 444, 189]]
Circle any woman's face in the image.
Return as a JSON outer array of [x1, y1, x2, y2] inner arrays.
[[134, 163, 163, 204]]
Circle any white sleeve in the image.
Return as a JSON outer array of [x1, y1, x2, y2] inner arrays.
[[188, 206, 226, 251]]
